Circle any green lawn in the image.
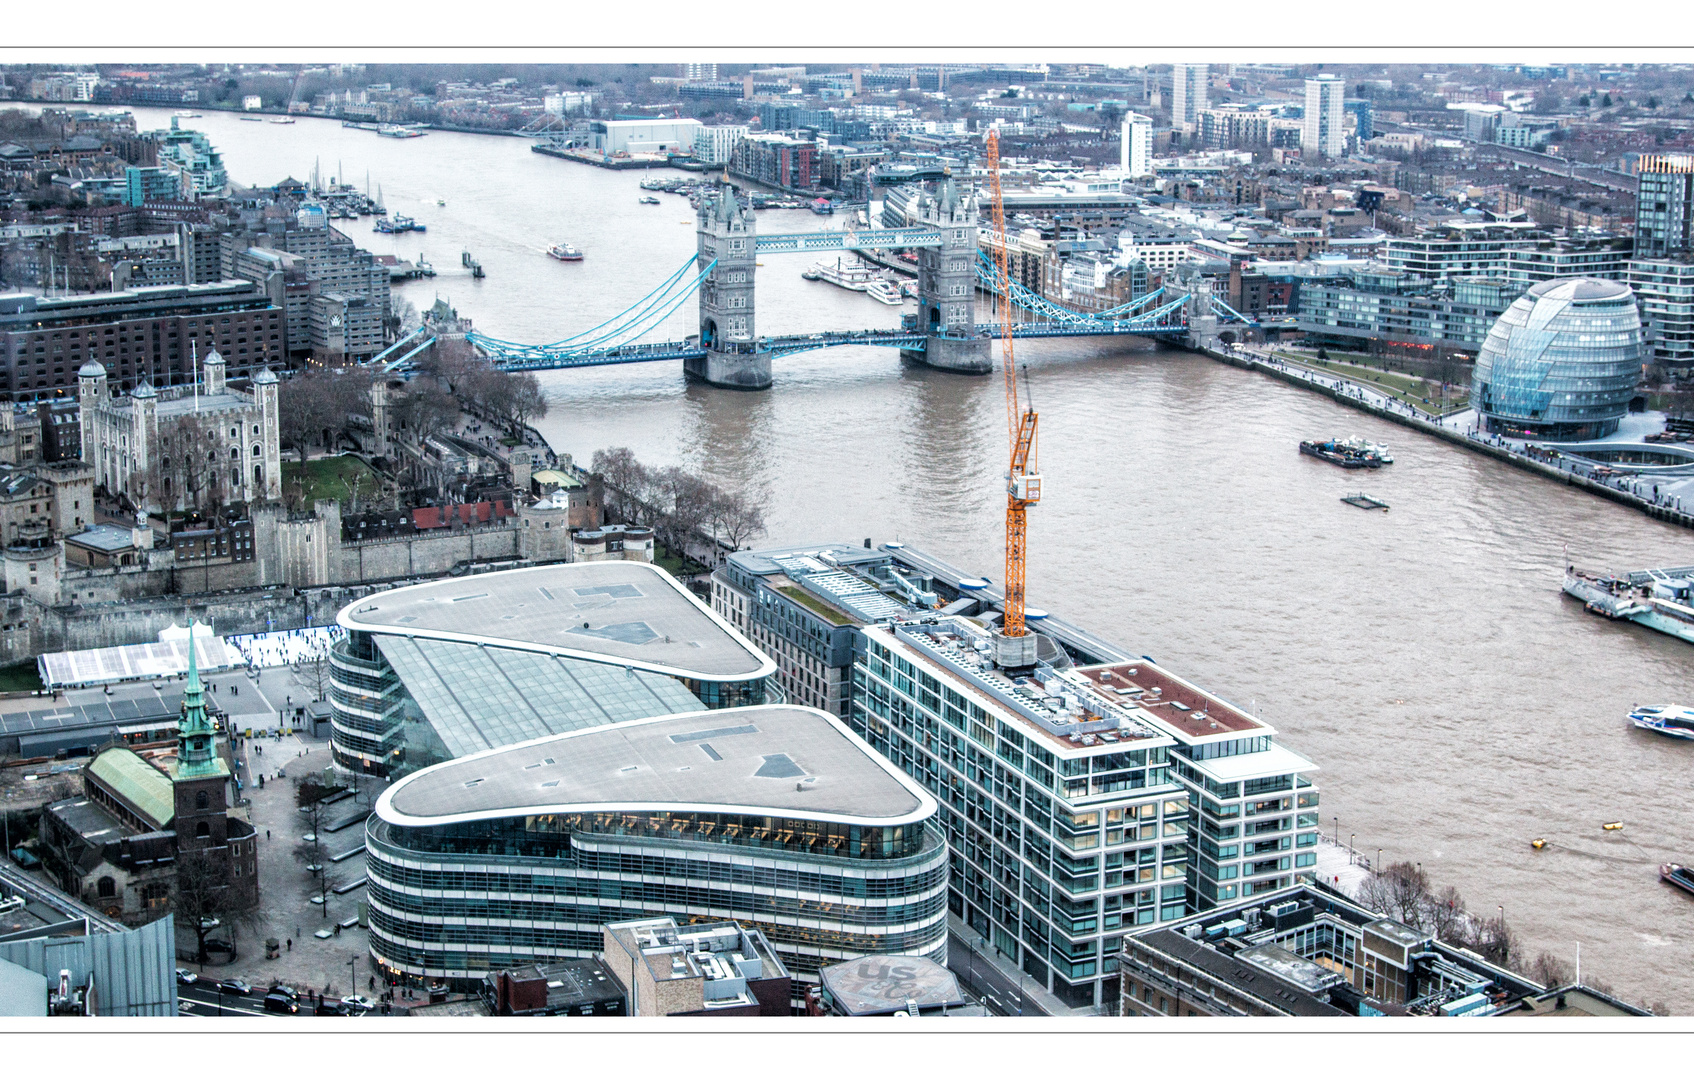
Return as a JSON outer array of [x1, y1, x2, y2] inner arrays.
[[0, 659, 43, 693], [282, 456, 379, 505], [1271, 350, 1471, 413], [654, 542, 706, 578], [777, 585, 855, 626]]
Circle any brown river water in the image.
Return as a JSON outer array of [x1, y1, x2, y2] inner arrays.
[[135, 108, 1694, 1011]]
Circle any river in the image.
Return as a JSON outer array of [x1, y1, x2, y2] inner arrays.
[[132, 107, 1694, 1011]]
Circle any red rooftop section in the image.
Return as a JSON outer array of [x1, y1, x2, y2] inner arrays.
[[1075, 661, 1266, 738], [412, 500, 514, 530]]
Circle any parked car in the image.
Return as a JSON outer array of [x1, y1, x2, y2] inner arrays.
[[175, 968, 197, 986], [216, 978, 252, 996], [263, 992, 300, 1015]]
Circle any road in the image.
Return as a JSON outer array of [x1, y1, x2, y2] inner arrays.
[[946, 931, 1048, 1017], [176, 982, 381, 1018]]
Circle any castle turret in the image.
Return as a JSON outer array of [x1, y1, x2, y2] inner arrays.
[[77, 361, 107, 467], [203, 348, 226, 395], [252, 368, 282, 500]]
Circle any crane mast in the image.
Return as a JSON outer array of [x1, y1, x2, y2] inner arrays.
[[986, 129, 1041, 666]]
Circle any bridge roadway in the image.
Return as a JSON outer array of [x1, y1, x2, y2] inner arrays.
[[469, 320, 1188, 373]]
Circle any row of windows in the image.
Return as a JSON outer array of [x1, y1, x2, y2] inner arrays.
[[366, 876, 946, 928], [366, 834, 948, 900]]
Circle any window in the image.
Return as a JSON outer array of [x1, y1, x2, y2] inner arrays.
[[195, 790, 209, 809], [195, 821, 210, 838], [96, 876, 116, 898]]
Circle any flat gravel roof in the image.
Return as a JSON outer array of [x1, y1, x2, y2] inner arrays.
[[339, 562, 773, 681], [380, 705, 933, 827]]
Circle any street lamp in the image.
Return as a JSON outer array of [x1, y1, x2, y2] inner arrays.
[[349, 955, 359, 1001]]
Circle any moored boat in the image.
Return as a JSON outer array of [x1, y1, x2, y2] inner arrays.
[[865, 280, 905, 306], [1299, 439, 1380, 469], [1628, 704, 1694, 740], [1662, 863, 1694, 897], [1338, 435, 1393, 463], [808, 257, 876, 292], [1564, 564, 1694, 645]]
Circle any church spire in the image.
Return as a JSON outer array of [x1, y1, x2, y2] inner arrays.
[[174, 619, 224, 780]]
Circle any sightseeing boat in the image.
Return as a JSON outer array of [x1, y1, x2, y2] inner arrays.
[[1628, 704, 1694, 741], [548, 243, 584, 262]]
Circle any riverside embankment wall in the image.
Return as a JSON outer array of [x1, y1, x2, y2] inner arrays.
[[1199, 346, 1694, 533]]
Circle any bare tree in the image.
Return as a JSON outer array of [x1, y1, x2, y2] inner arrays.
[[173, 845, 255, 965], [1357, 861, 1430, 929], [278, 372, 339, 463], [649, 465, 714, 560], [590, 447, 649, 524], [501, 373, 548, 437], [293, 775, 348, 916], [294, 646, 332, 704], [394, 383, 459, 445], [710, 488, 766, 551], [1528, 950, 1573, 988]]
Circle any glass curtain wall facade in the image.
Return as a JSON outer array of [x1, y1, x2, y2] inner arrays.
[[852, 627, 1190, 1012], [329, 629, 769, 778], [1471, 277, 1643, 439], [364, 810, 950, 987]]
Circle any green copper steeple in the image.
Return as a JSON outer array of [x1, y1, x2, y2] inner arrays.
[[174, 619, 227, 780]]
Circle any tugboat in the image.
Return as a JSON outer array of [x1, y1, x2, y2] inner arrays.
[[547, 243, 584, 262], [1300, 438, 1382, 469], [1662, 863, 1694, 898], [1627, 704, 1694, 740]]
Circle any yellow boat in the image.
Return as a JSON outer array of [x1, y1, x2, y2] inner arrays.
[[1531, 838, 1547, 850], [1602, 821, 1625, 831]]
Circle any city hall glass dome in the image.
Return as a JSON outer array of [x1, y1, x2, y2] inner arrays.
[[1471, 277, 1642, 440]]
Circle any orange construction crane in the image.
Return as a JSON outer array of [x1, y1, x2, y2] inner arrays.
[[985, 129, 1041, 643]]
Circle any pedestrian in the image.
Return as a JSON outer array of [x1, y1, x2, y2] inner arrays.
[[370, 975, 376, 992], [286, 937, 292, 952], [266, 828, 271, 839]]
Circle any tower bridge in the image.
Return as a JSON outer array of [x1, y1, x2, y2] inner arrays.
[[455, 183, 1252, 389]]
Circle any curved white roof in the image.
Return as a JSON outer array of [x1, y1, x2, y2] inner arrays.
[[338, 561, 775, 683], [376, 705, 936, 829]]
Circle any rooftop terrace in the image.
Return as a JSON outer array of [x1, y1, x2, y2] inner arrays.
[[1075, 661, 1269, 740]]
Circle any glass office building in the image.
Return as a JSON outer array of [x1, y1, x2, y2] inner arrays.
[[1471, 277, 1643, 440], [363, 705, 949, 986], [330, 562, 777, 777], [852, 618, 1321, 1014]]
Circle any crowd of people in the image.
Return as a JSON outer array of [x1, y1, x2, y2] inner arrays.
[[226, 626, 346, 672]]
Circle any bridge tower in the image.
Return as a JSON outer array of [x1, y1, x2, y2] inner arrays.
[[689, 185, 772, 390], [902, 177, 992, 374], [1185, 277, 1219, 350]]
